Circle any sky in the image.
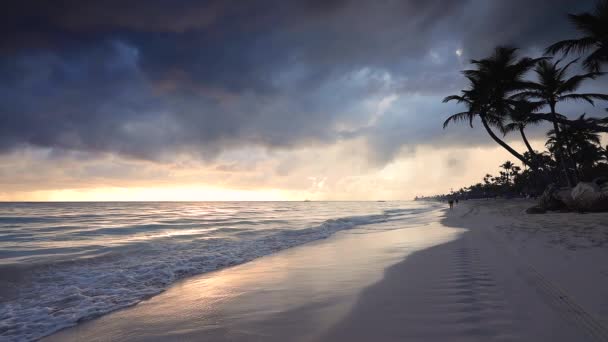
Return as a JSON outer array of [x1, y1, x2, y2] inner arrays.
[[0, 0, 606, 201]]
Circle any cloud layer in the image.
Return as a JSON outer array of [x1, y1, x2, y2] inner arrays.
[[0, 0, 605, 197]]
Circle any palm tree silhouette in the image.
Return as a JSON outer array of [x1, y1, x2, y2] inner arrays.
[[443, 75, 529, 165], [546, 0, 608, 72], [444, 47, 542, 167], [547, 121, 603, 179], [503, 101, 544, 162], [500, 161, 515, 184], [517, 58, 608, 185]]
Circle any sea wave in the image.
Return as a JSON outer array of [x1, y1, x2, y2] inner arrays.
[[0, 202, 439, 341]]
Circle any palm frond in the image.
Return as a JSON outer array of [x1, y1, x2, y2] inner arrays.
[[569, 13, 602, 36], [502, 122, 522, 135], [559, 72, 603, 93], [583, 45, 608, 72], [442, 95, 467, 104], [545, 37, 597, 56], [513, 90, 545, 99], [443, 111, 474, 129], [558, 93, 608, 105], [557, 94, 596, 105], [556, 58, 579, 80], [523, 112, 546, 125]]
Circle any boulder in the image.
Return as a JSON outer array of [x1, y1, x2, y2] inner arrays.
[[571, 182, 600, 206], [537, 184, 568, 211], [601, 183, 608, 196], [527, 180, 608, 214], [570, 181, 608, 212], [528, 184, 573, 214], [593, 176, 608, 186], [555, 188, 575, 209], [594, 177, 608, 196]]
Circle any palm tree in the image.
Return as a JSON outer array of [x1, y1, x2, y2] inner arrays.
[[443, 47, 542, 168], [517, 58, 608, 185], [547, 121, 604, 177], [503, 101, 544, 160], [500, 161, 515, 184], [546, 0, 608, 72], [443, 76, 529, 166]]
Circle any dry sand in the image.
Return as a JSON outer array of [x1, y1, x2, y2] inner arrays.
[[45, 200, 608, 341]]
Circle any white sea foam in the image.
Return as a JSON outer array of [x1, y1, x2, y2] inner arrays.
[[0, 201, 439, 341]]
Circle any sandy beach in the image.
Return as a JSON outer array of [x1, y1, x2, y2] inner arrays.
[[6, 1, 608, 341], [44, 200, 608, 342]]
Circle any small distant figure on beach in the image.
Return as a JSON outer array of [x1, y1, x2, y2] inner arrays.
[[455, 198, 459, 204], [448, 199, 454, 209]]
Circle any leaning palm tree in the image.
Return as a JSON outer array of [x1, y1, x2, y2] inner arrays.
[[517, 58, 608, 185], [444, 47, 542, 168], [443, 75, 529, 166], [546, 0, 608, 72], [503, 101, 544, 160]]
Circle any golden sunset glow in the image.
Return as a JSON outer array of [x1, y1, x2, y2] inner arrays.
[[0, 140, 550, 202], [1, 186, 297, 202]]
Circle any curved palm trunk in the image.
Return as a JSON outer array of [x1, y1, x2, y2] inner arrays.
[[564, 139, 583, 181], [518, 125, 542, 197], [563, 132, 581, 182], [480, 115, 531, 167], [518, 126, 545, 193], [518, 125, 543, 169], [549, 103, 575, 187], [519, 126, 535, 156], [551, 121, 574, 187]]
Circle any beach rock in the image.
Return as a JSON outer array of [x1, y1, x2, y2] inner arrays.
[[527, 181, 608, 214], [593, 177, 608, 196], [571, 182, 600, 204], [593, 176, 608, 186], [601, 183, 608, 196], [570, 181, 608, 212], [555, 188, 575, 209], [537, 184, 568, 211]]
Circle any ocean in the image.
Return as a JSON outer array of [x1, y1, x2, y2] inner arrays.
[[0, 201, 440, 341]]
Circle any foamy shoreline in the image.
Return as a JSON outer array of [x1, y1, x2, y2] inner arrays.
[[45, 200, 608, 341], [1, 201, 431, 341]]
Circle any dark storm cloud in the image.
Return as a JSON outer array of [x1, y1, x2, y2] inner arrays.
[[0, 0, 601, 163], [459, 0, 594, 57]]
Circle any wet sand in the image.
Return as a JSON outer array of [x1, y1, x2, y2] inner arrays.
[[45, 200, 608, 341]]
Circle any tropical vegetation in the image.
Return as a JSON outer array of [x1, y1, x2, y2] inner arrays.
[[423, 0, 608, 201]]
